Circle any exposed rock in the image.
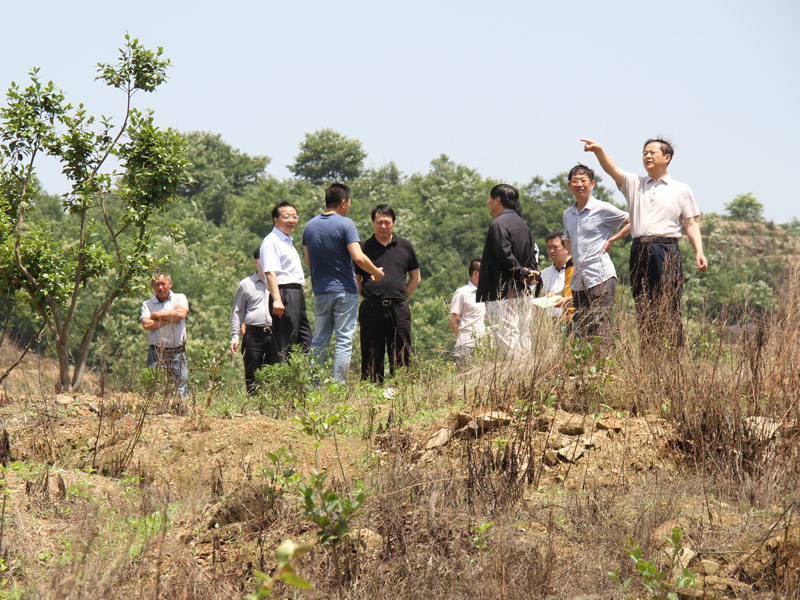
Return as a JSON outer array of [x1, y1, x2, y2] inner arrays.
[[698, 559, 721, 576], [543, 450, 560, 466], [557, 443, 584, 463], [743, 416, 780, 443], [474, 410, 513, 431], [532, 414, 556, 432], [352, 527, 383, 552], [595, 416, 622, 432], [424, 428, 451, 449], [55, 395, 74, 406], [558, 420, 585, 436]]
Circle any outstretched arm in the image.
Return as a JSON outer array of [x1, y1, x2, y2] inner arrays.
[[347, 242, 385, 282], [581, 139, 625, 188]]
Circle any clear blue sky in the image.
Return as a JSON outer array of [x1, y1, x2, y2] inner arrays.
[[2, 0, 798, 222]]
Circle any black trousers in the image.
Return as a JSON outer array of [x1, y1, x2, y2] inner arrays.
[[359, 300, 412, 384], [629, 240, 684, 352], [241, 326, 278, 395], [269, 285, 312, 362], [572, 277, 617, 344]]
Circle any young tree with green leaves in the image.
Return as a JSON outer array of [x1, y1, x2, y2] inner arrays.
[[0, 35, 189, 392]]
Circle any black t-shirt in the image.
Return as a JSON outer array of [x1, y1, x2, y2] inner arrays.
[[355, 235, 420, 301]]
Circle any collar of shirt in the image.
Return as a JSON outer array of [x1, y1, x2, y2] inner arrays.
[[152, 291, 173, 304], [272, 227, 293, 242], [646, 173, 673, 185], [568, 195, 598, 215]]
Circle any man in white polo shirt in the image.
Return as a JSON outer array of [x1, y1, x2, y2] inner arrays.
[[141, 272, 189, 396], [581, 138, 708, 351], [259, 200, 312, 362]]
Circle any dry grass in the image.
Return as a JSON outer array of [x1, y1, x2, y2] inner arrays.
[[1, 269, 799, 599]]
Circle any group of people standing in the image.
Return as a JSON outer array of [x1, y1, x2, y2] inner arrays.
[[140, 136, 708, 394], [449, 137, 708, 362]]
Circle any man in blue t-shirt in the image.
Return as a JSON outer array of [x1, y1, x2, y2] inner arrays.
[[303, 183, 384, 383]]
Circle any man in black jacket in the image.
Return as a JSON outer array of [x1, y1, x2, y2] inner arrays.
[[476, 184, 539, 358]]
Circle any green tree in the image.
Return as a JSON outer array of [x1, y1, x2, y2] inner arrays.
[[724, 192, 764, 222], [0, 35, 189, 392], [289, 128, 367, 185], [179, 131, 270, 226]]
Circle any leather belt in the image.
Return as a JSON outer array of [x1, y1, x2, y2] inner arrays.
[[364, 298, 404, 307], [245, 325, 272, 333], [633, 236, 678, 244], [278, 283, 303, 290]]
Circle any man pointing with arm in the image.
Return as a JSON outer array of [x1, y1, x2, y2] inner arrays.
[[581, 138, 707, 352]]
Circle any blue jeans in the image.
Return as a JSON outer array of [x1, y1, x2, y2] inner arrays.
[[147, 346, 188, 397], [310, 292, 358, 383]]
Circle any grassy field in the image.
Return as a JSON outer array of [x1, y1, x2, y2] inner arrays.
[[0, 275, 798, 599]]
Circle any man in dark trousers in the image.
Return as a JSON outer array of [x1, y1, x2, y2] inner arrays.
[[230, 249, 276, 395], [581, 138, 708, 351], [476, 184, 539, 359], [355, 204, 421, 383], [259, 200, 312, 361]]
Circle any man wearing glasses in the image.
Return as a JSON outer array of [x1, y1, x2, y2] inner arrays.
[[259, 200, 312, 361], [562, 164, 630, 344]]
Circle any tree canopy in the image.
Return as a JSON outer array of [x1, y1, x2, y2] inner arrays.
[[289, 129, 366, 185]]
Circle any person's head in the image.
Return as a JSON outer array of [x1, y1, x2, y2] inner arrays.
[[545, 231, 569, 268], [272, 200, 299, 235], [468, 258, 481, 285], [567, 164, 596, 204], [488, 183, 520, 217], [253, 247, 261, 269], [325, 183, 351, 210], [151, 272, 172, 301], [371, 204, 396, 242], [642, 138, 673, 176]]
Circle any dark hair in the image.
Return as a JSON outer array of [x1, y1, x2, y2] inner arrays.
[[253, 248, 260, 260], [371, 204, 396, 222], [489, 183, 520, 211], [151, 271, 171, 282], [272, 200, 297, 220], [545, 231, 565, 246], [325, 183, 351, 208], [568, 164, 595, 182], [643, 138, 674, 160], [468, 258, 481, 276]]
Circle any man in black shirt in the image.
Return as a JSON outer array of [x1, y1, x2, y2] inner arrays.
[[355, 205, 421, 383], [476, 184, 539, 358]]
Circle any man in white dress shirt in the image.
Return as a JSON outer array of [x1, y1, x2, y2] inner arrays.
[[259, 200, 312, 362]]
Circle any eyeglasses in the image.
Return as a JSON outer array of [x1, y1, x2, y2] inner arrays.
[[570, 178, 591, 184], [279, 214, 299, 221]]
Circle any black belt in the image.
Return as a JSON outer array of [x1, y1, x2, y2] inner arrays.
[[279, 283, 303, 290], [363, 298, 405, 307], [149, 343, 185, 356], [245, 325, 272, 333], [633, 236, 679, 245]]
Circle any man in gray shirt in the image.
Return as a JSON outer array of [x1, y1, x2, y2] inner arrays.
[[231, 249, 276, 395], [562, 164, 630, 343]]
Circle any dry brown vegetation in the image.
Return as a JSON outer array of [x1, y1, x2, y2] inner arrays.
[[0, 272, 799, 599]]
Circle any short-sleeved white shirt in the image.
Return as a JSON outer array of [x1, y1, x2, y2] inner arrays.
[[450, 281, 486, 349], [260, 228, 305, 286], [620, 172, 700, 239], [563, 197, 629, 291], [140, 292, 188, 347]]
